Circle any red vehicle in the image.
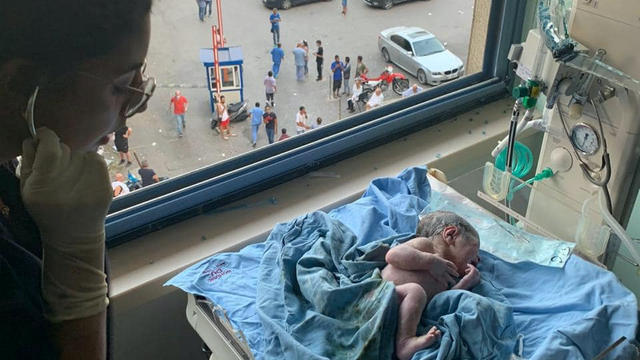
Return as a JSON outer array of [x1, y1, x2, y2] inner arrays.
[[359, 66, 410, 95]]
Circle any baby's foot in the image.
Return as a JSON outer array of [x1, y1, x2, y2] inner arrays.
[[418, 326, 441, 347], [396, 327, 441, 360]]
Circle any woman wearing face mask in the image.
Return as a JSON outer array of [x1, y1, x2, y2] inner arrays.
[[0, 1, 154, 358]]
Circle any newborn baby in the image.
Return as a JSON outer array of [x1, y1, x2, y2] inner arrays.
[[381, 211, 481, 360]]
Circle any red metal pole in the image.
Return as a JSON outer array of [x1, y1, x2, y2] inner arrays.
[[212, 25, 221, 97], [216, 0, 224, 43]]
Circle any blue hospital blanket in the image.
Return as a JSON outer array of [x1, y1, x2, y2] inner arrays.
[[166, 166, 638, 359]]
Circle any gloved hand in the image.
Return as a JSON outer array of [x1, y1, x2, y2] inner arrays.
[[20, 128, 112, 322]]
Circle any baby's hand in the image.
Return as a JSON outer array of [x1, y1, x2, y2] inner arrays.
[[428, 256, 459, 288], [452, 264, 480, 290]]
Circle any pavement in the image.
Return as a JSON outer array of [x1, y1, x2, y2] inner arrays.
[[103, 0, 474, 182]]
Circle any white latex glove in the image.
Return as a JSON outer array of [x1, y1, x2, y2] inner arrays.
[[20, 128, 112, 322]]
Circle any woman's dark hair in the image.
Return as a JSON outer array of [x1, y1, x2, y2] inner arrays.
[[1, 0, 152, 79]]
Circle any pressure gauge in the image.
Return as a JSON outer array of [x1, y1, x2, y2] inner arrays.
[[570, 123, 600, 155]]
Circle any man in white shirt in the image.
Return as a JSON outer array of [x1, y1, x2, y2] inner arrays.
[[111, 173, 130, 197], [295, 106, 311, 134], [402, 84, 424, 98], [366, 86, 384, 110], [347, 78, 363, 113], [264, 71, 277, 107]]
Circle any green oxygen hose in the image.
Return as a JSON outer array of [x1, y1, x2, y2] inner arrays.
[[507, 167, 554, 201], [496, 141, 534, 179]]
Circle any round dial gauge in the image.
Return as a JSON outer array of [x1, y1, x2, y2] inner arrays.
[[570, 123, 600, 155]]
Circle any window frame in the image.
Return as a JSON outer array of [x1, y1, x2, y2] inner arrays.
[[219, 65, 241, 90], [106, 0, 527, 247]]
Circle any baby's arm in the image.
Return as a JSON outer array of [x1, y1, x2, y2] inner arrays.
[[386, 244, 459, 287], [385, 244, 438, 271], [452, 264, 480, 290]]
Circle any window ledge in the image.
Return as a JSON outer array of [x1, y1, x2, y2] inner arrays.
[[109, 97, 515, 312]]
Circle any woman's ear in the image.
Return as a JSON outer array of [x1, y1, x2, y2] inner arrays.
[[442, 226, 459, 245]]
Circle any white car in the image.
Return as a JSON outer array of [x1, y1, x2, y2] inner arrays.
[[378, 26, 464, 86]]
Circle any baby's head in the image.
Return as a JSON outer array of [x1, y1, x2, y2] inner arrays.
[[417, 211, 480, 274]]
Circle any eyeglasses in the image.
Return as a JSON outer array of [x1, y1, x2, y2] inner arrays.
[[79, 61, 156, 118]]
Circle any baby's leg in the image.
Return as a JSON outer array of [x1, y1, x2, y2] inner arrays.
[[394, 283, 441, 360]]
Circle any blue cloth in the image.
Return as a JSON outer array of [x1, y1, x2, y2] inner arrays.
[[415, 289, 517, 360], [166, 166, 638, 360], [269, 13, 280, 31], [270, 47, 284, 64], [250, 107, 264, 126], [258, 212, 400, 359], [331, 61, 344, 80], [476, 251, 638, 360]]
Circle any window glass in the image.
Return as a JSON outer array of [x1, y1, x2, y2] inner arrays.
[[104, 0, 491, 203], [412, 38, 446, 57], [390, 35, 404, 48], [220, 66, 239, 89]]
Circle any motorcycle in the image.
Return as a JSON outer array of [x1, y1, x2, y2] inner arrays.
[[210, 101, 250, 132], [359, 66, 410, 95]]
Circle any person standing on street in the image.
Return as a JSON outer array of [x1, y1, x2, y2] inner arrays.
[[270, 43, 285, 78], [355, 55, 369, 79], [197, 0, 206, 21], [293, 43, 307, 81], [138, 160, 160, 187], [313, 40, 324, 81], [205, 0, 212, 16], [302, 40, 310, 76], [331, 55, 344, 98], [295, 106, 311, 134], [269, 8, 281, 46], [216, 95, 235, 140], [169, 90, 188, 137], [250, 102, 264, 148], [264, 71, 277, 107], [263, 105, 278, 144], [114, 126, 133, 166], [342, 56, 352, 96], [341, 0, 348, 15]]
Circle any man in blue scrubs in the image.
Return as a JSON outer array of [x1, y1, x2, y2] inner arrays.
[[250, 102, 264, 148], [270, 43, 285, 78], [293, 43, 307, 81]]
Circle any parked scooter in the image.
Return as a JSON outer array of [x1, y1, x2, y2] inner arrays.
[[359, 66, 410, 95], [210, 101, 250, 132]]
